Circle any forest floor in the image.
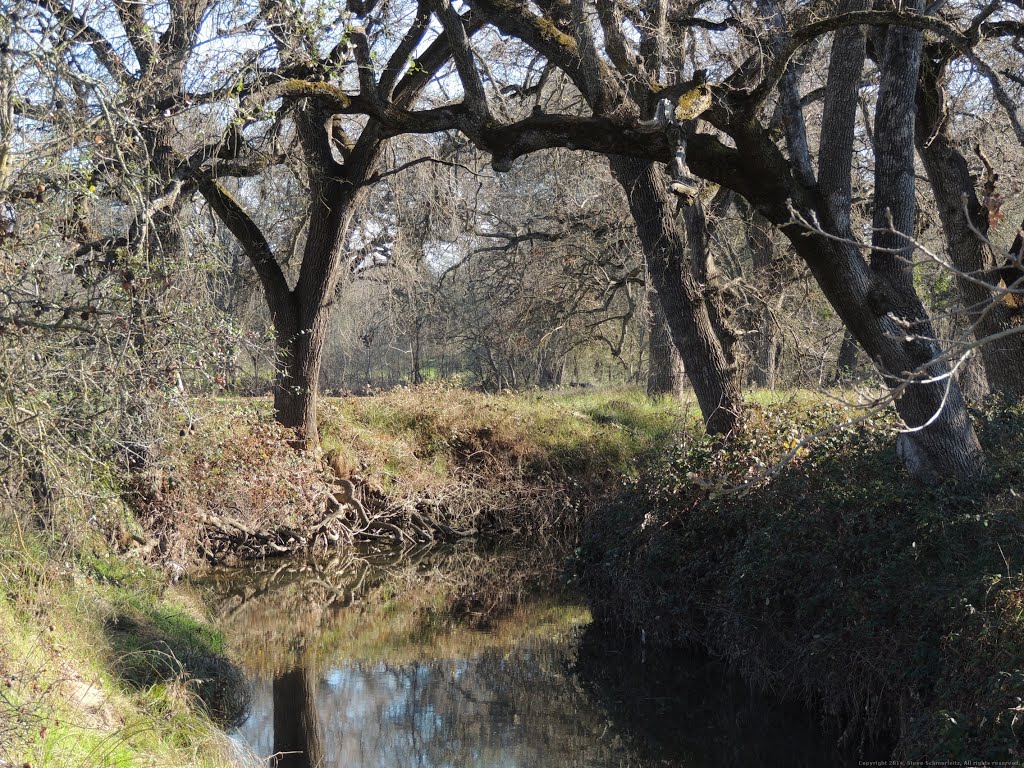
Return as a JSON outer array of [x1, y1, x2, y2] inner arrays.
[[4, 386, 1024, 764]]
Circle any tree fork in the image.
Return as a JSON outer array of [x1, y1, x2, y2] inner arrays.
[[611, 156, 743, 435]]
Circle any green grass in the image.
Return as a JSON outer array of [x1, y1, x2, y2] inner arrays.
[[320, 384, 686, 488], [0, 512, 242, 768]]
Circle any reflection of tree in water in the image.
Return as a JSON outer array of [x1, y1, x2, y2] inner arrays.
[[202, 544, 445, 675], [207, 553, 853, 767], [272, 668, 325, 768], [244, 638, 635, 768]]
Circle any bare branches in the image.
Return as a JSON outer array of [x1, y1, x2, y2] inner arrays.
[[379, 0, 431, 98], [741, 6, 1021, 127], [31, 0, 131, 83], [198, 176, 296, 331]]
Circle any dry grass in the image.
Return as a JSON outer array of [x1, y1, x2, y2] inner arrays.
[[137, 385, 684, 566]]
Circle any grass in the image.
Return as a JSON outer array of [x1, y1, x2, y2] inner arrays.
[[320, 384, 684, 483], [582, 396, 1024, 760], [0, 509, 243, 768]]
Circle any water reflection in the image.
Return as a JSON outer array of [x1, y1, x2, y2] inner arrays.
[[242, 640, 637, 768], [202, 548, 852, 768]]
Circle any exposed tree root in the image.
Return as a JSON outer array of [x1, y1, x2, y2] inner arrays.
[[193, 459, 481, 563]]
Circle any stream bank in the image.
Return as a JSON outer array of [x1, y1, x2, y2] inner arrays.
[[133, 386, 682, 566], [7, 388, 1024, 765], [1, 386, 683, 767], [582, 398, 1024, 760]]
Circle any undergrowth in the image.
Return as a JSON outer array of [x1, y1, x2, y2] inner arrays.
[[582, 397, 1024, 760]]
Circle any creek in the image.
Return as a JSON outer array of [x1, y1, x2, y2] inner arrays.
[[199, 544, 855, 767]]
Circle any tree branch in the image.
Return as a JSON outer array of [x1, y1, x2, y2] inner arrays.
[[198, 177, 296, 330]]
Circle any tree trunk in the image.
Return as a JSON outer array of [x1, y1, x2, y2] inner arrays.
[[957, 351, 990, 404], [858, 8, 982, 482], [611, 156, 742, 434], [198, 141, 365, 452], [411, 319, 424, 385], [782, 232, 984, 482], [916, 59, 1024, 402], [273, 304, 331, 448], [696, 139, 986, 483], [683, 195, 739, 373], [750, 334, 779, 390], [273, 667, 325, 768], [833, 330, 860, 384], [646, 287, 686, 397], [744, 207, 782, 389], [686, 10, 985, 483]]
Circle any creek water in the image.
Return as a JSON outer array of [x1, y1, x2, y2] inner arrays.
[[200, 545, 854, 768]]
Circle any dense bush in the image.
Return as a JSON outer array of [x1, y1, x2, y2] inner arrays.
[[583, 399, 1024, 759]]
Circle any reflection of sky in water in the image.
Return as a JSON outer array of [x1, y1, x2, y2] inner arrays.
[[210, 555, 856, 768], [232, 642, 624, 768]]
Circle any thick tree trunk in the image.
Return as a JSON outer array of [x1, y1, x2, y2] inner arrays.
[[694, 131, 985, 482], [917, 60, 1024, 402], [646, 287, 686, 397], [686, 9, 985, 484], [198, 162, 357, 452], [782, 233, 985, 482], [273, 304, 331, 448], [957, 352, 990, 403], [611, 156, 743, 434], [858, 9, 981, 482], [750, 333, 780, 389], [683, 196, 739, 372], [273, 667, 325, 768]]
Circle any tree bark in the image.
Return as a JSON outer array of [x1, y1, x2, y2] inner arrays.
[[916, 58, 1024, 403], [856, 7, 982, 482], [611, 156, 742, 434], [198, 172, 346, 450], [273, 305, 332, 446], [683, 194, 739, 372], [781, 232, 984, 483], [681, 10, 985, 483], [646, 287, 686, 397]]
